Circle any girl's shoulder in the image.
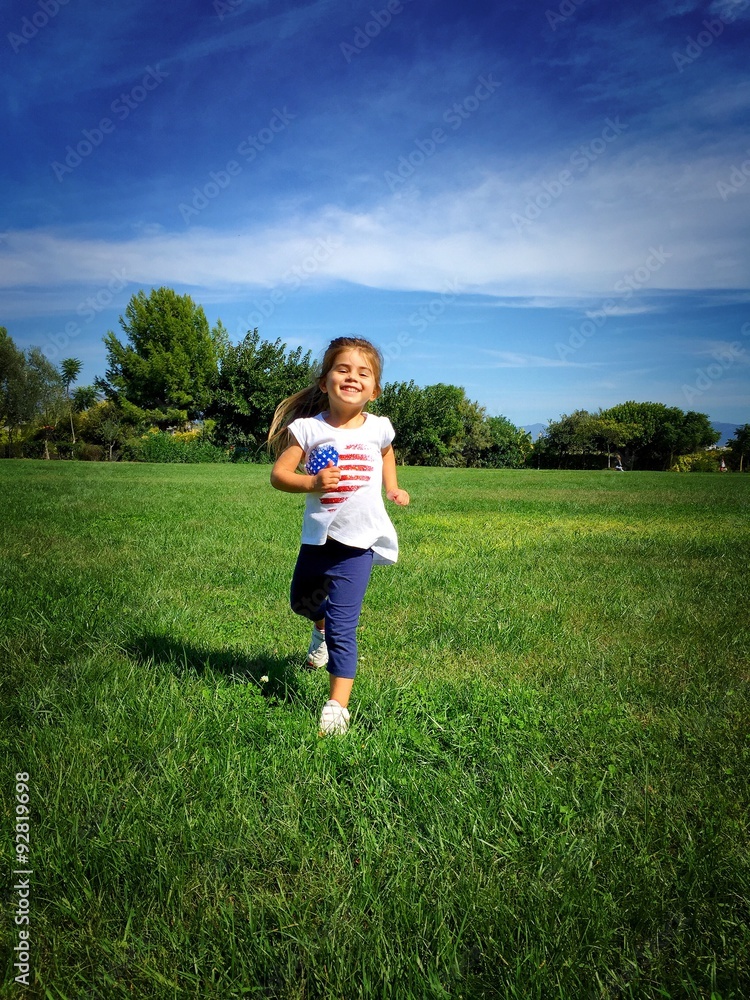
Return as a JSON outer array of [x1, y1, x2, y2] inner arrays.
[[288, 413, 326, 430]]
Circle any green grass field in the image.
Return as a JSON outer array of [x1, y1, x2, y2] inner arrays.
[[1, 461, 749, 999]]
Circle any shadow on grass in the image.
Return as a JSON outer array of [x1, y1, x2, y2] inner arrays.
[[128, 633, 309, 704]]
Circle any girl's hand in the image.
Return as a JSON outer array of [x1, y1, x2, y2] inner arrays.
[[387, 488, 410, 506], [312, 461, 341, 492]]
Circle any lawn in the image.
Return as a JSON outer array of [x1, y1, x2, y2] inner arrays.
[[1, 461, 749, 999]]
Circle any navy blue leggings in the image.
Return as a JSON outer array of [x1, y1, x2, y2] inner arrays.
[[289, 537, 374, 680]]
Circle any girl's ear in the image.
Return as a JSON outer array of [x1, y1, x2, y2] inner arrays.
[[370, 385, 381, 400], [318, 378, 328, 394]]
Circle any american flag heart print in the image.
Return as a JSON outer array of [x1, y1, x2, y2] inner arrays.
[[316, 443, 374, 507], [305, 444, 339, 475]]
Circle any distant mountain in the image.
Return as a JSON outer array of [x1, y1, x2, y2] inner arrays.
[[712, 422, 743, 446], [522, 423, 546, 439]]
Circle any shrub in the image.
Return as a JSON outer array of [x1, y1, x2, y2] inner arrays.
[[73, 442, 105, 461], [124, 430, 230, 464], [670, 451, 721, 472]]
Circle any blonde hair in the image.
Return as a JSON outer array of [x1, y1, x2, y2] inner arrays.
[[268, 337, 383, 456]]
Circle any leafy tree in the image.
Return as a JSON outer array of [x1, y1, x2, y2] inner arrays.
[[211, 318, 231, 368], [371, 380, 427, 465], [72, 385, 101, 413], [78, 400, 128, 456], [481, 416, 533, 468], [538, 410, 598, 468], [588, 413, 640, 469], [727, 424, 750, 472], [456, 395, 492, 467], [675, 410, 721, 458], [600, 401, 662, 467], [100, 418, 123, 461], [25, 348, 66, 459], [207, 330, 314, 452], [374, 382, 469, 466], [597, 402, 718, 470], [0, 328, 33, 455], [420, 384, 467, 465], [98, 287, 221, 424], [60, 358, 83, 444]]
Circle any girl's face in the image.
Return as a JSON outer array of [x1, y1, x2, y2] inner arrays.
[[320, 349, 379, 410]]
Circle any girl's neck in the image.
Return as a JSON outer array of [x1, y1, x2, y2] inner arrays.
[[321, 406, 368, 430]]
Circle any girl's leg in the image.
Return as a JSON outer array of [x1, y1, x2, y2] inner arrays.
[[324, 543, 374, 705], [289, 545, 328, 622], [329, 675, 355, 709]]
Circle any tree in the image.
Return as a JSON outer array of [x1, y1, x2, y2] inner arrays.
[[60, 358, 82, 444], [72, 385, 101, 413], [599, 402, 718, 470], [371, 381, 427, 465], [78, 400, 127, 458], [456, 395, 492, 467], [538, 410, 597, 468], [0, 328, 33, 455], [727, 424, 750, 472], [206, 330, 314, 452], [588, 412, 640, 469], [420, 384, 467, 465], [98, 287, 221, 424], [24, 348, 66, 459], [481, 416, 533, 468], [600, 401, 662, 468], [373, 382, 468, 466]]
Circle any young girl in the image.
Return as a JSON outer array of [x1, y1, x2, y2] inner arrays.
[[268, 337, 410, 735]]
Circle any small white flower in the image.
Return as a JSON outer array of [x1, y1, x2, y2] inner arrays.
[[260, 675, 269, 684]]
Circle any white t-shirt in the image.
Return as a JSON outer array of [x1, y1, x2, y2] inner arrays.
[[287, 411, 399, 565]]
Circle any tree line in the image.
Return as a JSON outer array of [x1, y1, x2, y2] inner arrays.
[[1, 287, 748, 470]]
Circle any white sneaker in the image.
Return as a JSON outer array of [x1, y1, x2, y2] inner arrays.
[[306, 625, 328, 668], [319, 699, 350, 736]]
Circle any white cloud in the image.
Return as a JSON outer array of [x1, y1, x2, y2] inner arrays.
[[1, 142, 748, 305], [474, 349, 603, 369]]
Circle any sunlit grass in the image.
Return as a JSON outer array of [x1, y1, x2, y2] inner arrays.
[[1, 461, 749, 998]]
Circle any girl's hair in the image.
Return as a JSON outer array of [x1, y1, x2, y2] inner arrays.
[[268, 336, 383, 456]]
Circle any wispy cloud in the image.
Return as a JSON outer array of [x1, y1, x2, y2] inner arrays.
[[475, 349, 604, 369], [2, 138, 747, 301]]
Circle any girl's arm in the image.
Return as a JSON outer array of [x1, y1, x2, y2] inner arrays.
[[382, 445, 410, 506], [270, 443, 341, 493]]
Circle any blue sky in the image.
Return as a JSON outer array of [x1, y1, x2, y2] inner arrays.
[[2, 0, 749, 426]]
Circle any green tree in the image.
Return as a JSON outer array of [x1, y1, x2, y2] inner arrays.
[[457, 395, 492, 467], [420, 384, 467, 465], [538, 410, 597, 468], [588, 412, 640, 469], [0, 328, 33, 455], [78, 400, 126, 455], [481, 416, 533, 468], [371, 381, 427, 465], [60, 357, 83, 444], [72, 385, 101, 413], [727, 424, 750, 472], [25, 348, 66, 459], [98, 287, 221, 424], [207, 330, 314, 452], [600, 402, 718, 469]]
